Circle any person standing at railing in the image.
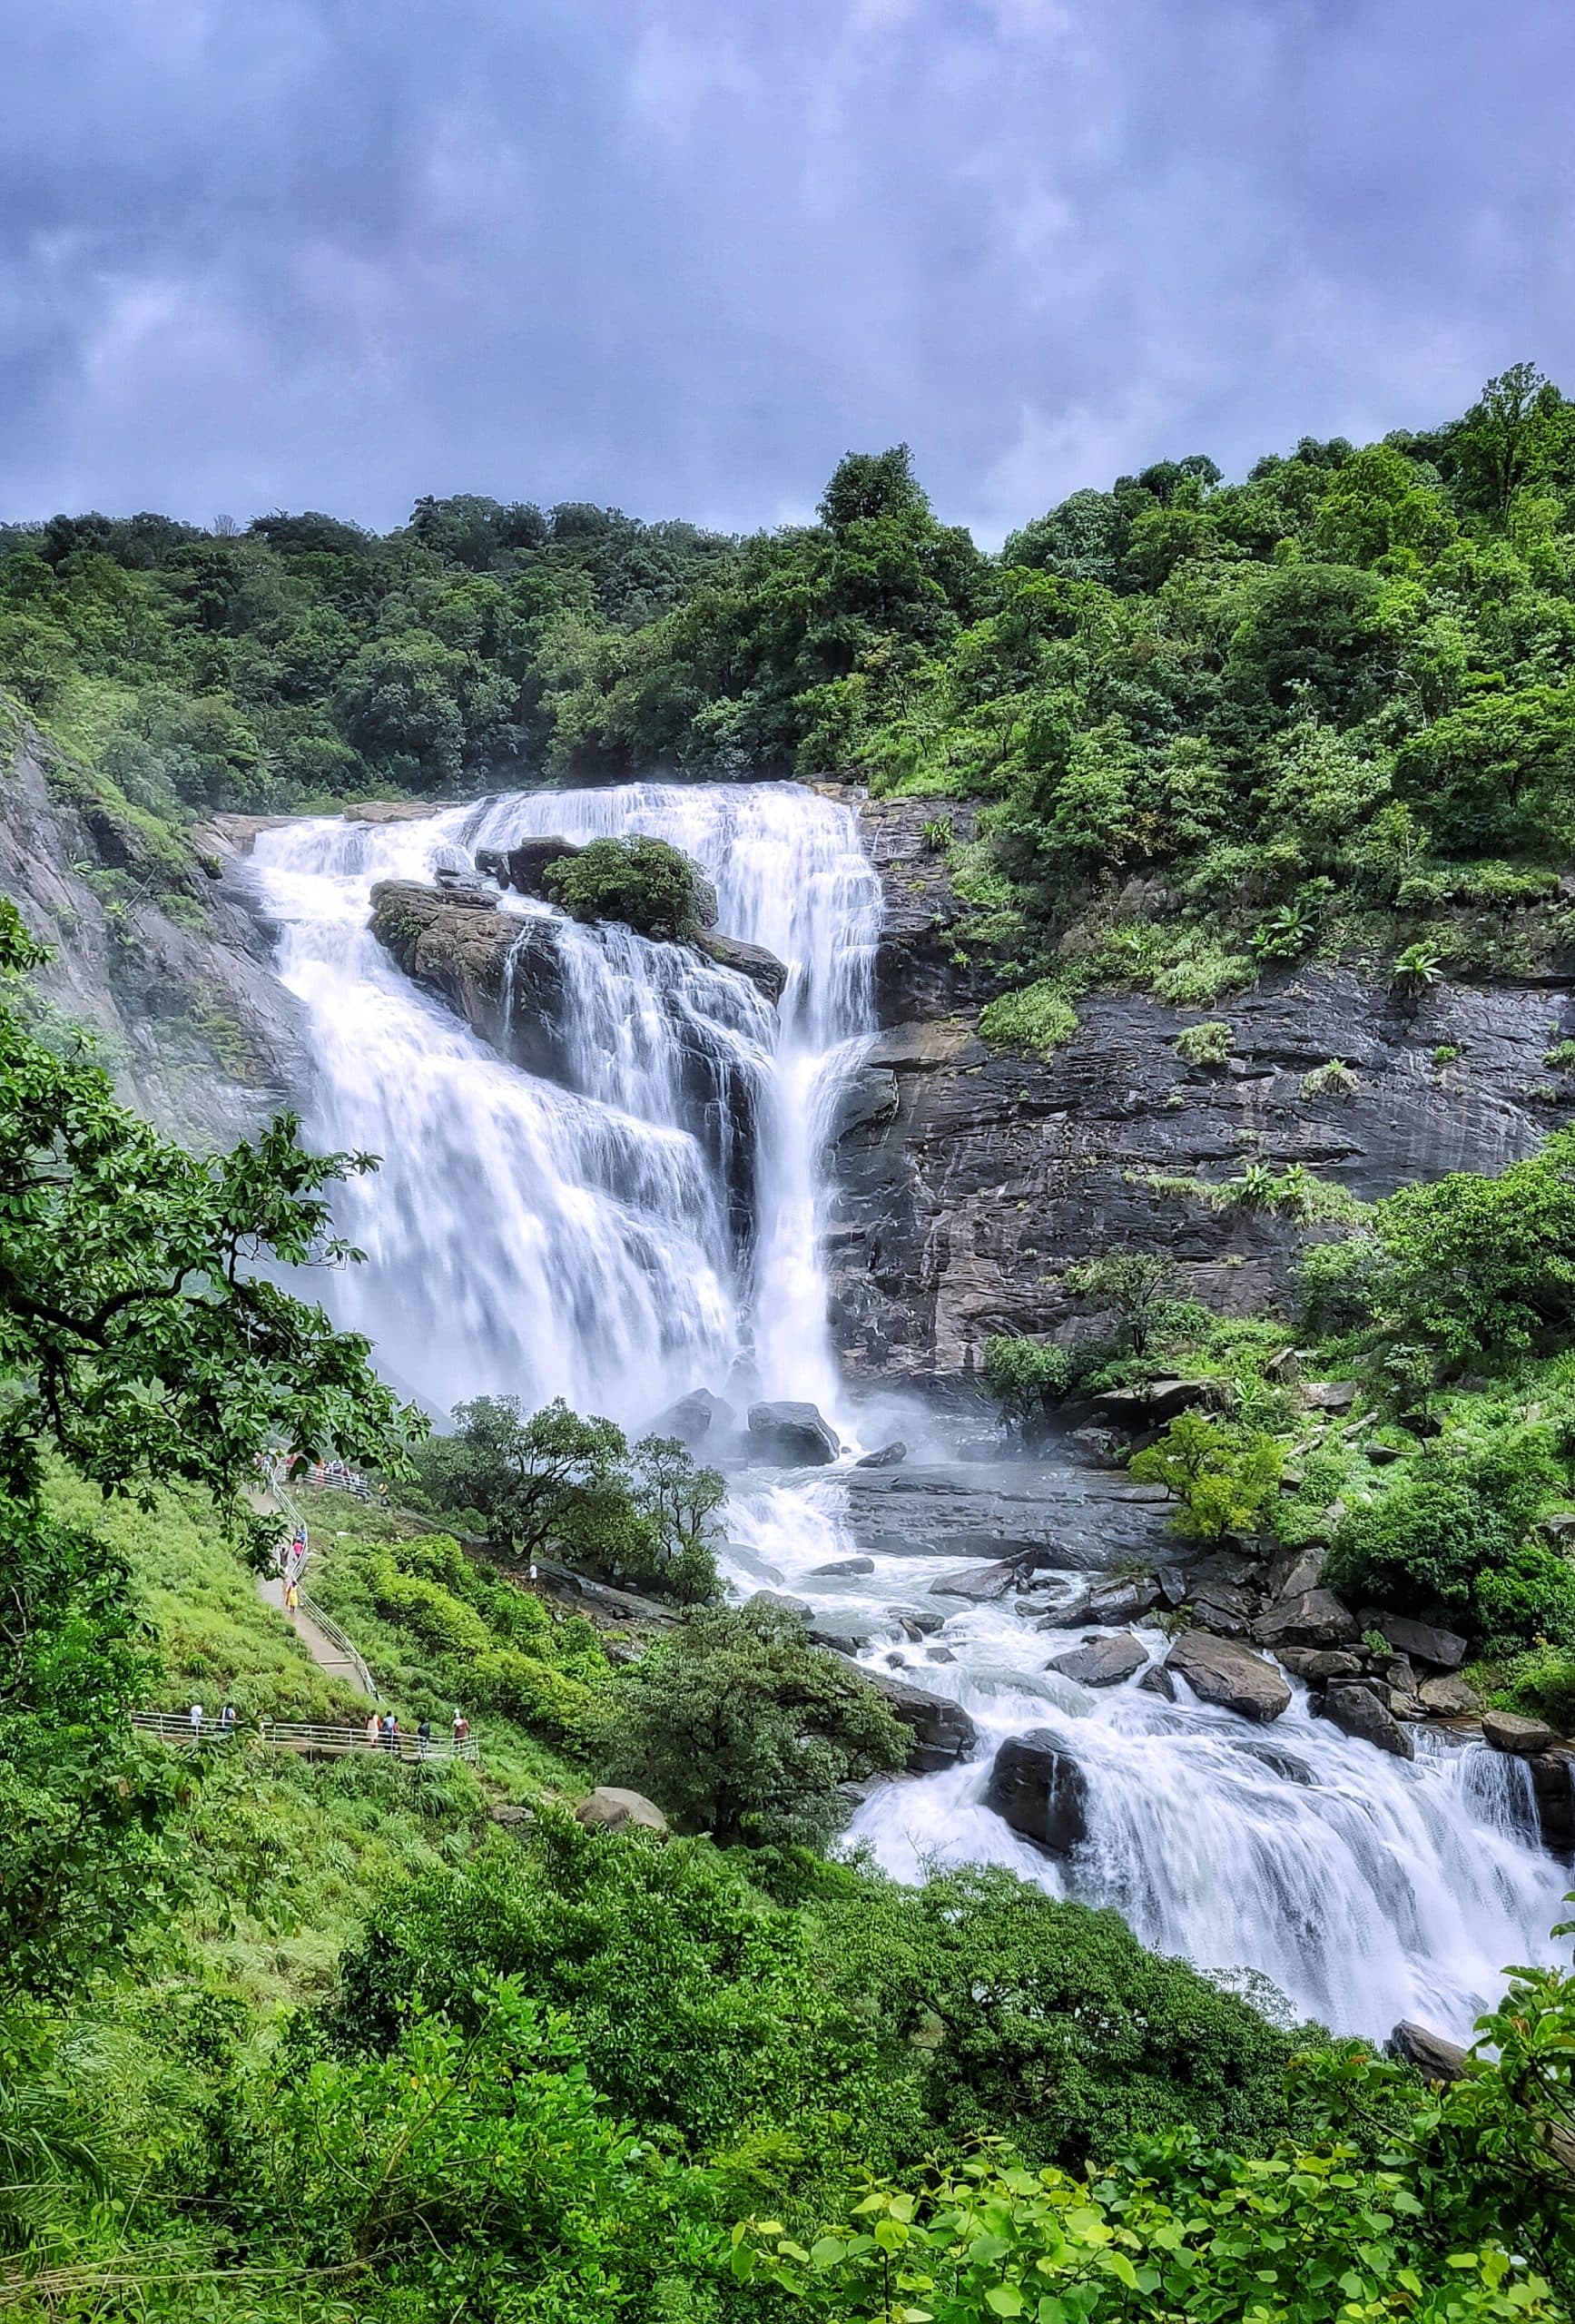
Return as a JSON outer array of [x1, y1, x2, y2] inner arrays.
[[220, 1702, 236, 1737], [189, 1700, 204, 1741], [417, 1717, 432, 1760], [365, 1710, 379, 1749]]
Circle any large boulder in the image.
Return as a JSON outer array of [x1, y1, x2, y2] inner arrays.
[[499, 835, 583, 898], [934, 1559, 1029, 1603], [369, 880, 518, 1039], [694, 931, 788, 1007], [1373, 1614, 1469, 1670], [1093, 1376, 1211, 1427], [1417, 1672, 1482, 1717], [1320, 1679, 1415, 1759], [1483, 1709, 1559, 1757], [649, 1388, 733, 1450], [1527, 1748, 1575, 1851], [856, 1665, 978, 1774], [1038, 1574, 1160, 1629], [575, 1786, 668, 1836], [984, 1732, 1090, 1855], [1389, 2021, 1471, 2083], [1166, 1631, 1291, 1723], [1252, 1588, 1359, 1649], [855, 1440, 909, 1469], [1275, 1647, 1363, 1682], [1045, 1632, 1148, 1689], [747, 1400, 841, 1466]]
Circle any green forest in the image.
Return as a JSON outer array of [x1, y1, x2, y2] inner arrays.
[[9, 361, 1575, 1014], [5, 372, 1575, 2319]]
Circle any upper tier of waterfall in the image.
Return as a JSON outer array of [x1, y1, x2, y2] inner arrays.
[[248, 781, 878, 1426]]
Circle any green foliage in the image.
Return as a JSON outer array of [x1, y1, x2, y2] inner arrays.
[[978, 980, 1077, 1054], [600, 1599, 907, 1850], [0, 898, 415, 1518], [412, 1393, 725, 1604], [1128, 1411, 1284, 1540], [1545, 1040, 1575, 1072], [544, 832, 718, 940], [1174, 1018, 1233, 1068], [736, 2139, 1561, 2324], [981, 1336, 1072, 1433], [1302, 1056, 1359, 1099], [1063, 1251, 1181, 1359]]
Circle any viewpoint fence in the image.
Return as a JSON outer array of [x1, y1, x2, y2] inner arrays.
[[130, 1711, 478, 1763]]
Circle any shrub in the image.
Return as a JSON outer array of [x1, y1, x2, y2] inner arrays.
[[599, 1600, 908, 1851], [981, 1335, 1072, 1432], [1302, 1056, 1359, 1098], [979, 979, 1077, 1054], [1320, 1467, 1573, 1650], [1491, 1644, 1575, 1732], [1062, 1250, 1180, 1357], [1545, 1039, 1575, 1071], [1128, 1411, 1283, 1539], [544, 833, 718, 939], [1367, 1129, 1575, 1366], [1175, 1019, 1233, 1068]]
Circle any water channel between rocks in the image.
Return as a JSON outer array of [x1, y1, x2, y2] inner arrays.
[[246, 779, 1566, 2043]]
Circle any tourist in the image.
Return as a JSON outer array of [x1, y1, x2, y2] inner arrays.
[[189, 1700, 204, 1740], [365, 1710, 379, 1748], [220, 1701, 237, 1736], [381, 1710, 399, 1754], [417, 1717, 432, 1759]]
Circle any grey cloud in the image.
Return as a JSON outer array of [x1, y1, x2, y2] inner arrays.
[[1, 0, 1571, 540]]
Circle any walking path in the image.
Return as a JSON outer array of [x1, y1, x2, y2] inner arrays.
[[248, 1472, 378, 1699]]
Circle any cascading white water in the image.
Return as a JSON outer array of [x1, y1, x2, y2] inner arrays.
[[248, 781, 879, 1423], [724, 1474, 1569, 2040], [247, 777, 1564, 2044]]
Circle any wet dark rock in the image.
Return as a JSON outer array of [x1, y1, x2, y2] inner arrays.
[[1166, 1631, 1291, 1723], [1065, 1425, 1128, 1468], [1252, 1588, 1359, 1649], [1389, 2022, 1471, 2082], [1046, 1632, 1147, 1689], [1276, 1648, 1363, 1682], [1191, 1584, 1254, 1638], [1527, 1748, 1575, 1851], [500, 834, 582, 897], [984, 1731, 1090, 1855], [899, 1610, 945, 1638], [1037, 1573, 1161, 1630], [1137, 1663, 1176, 1700], [650, 1388, 734, 1449], [1483, 1709, 1560, 1756], [1373, 1615, 1469, 1671], [747, 1400, 841, 1466], [369, 879, 518, 1039], [833, 1462, 1169, 1572], [1417, 1673, 1482, 1717], [934, 1559, 1032, 1602], [809, 1611, 888, 1652], [1157, 1564, 1189, 1607], [1320, 1680, 1415, 1759], [1230, 1738, 1315, 1786], [694, 932, 788, 1006], [854, 1440, 910, 1468], [926, 1645, 957, 1664], [856, 1666, 979, 1774], [811, 1555, 876, 1577]]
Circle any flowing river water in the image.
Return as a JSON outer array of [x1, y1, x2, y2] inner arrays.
[[247, 780, 1566, 2042]]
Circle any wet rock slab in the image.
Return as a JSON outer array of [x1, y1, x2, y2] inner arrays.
[[832, 1461, 1172, 1571]]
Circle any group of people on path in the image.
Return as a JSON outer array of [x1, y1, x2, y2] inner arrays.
[[188, 1700, 239, 1738], [362, 1709, 470, 1758]]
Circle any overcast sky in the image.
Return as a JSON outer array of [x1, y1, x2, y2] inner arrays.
[[3, 0, 1572, 544]]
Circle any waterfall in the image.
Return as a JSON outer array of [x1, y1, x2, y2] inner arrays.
[[247, 781, 878, 1424], [246, 777, 1564, 2044]]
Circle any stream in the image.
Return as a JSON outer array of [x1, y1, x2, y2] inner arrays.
[[246, 780, 1566, 2041]]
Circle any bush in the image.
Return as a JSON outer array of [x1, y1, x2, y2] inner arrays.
[[1175, 1018, 1233, 1068], [1128, 1411, 1283, 1539], [1491, 1644, 1575, 1732], [599, 1600, 908, 1851], [979, 979, 1077, 1053], [1302, 1055, 1359, 1098], [1063, 1250, 1180, 1357], [981, 1335, 1072, 1432], [544, 833, 718, 939], [1367, 1129, 1575, 1365]]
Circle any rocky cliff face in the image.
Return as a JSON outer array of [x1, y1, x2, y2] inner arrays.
[[829, 796, 1575, 1391], [0, 719, 306, 1149]]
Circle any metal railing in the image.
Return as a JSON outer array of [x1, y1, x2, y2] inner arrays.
[[131, 1711, 477, 1762], [261, 1462, 379, 1699]]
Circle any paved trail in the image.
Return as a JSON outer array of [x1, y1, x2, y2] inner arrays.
[[249, 1482, 375, 1698]]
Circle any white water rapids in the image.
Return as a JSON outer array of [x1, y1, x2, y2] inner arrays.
[[247, 779, 1566, 2043]]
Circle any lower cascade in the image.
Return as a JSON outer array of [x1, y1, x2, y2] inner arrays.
[[249, 778, 1564, 2042]]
